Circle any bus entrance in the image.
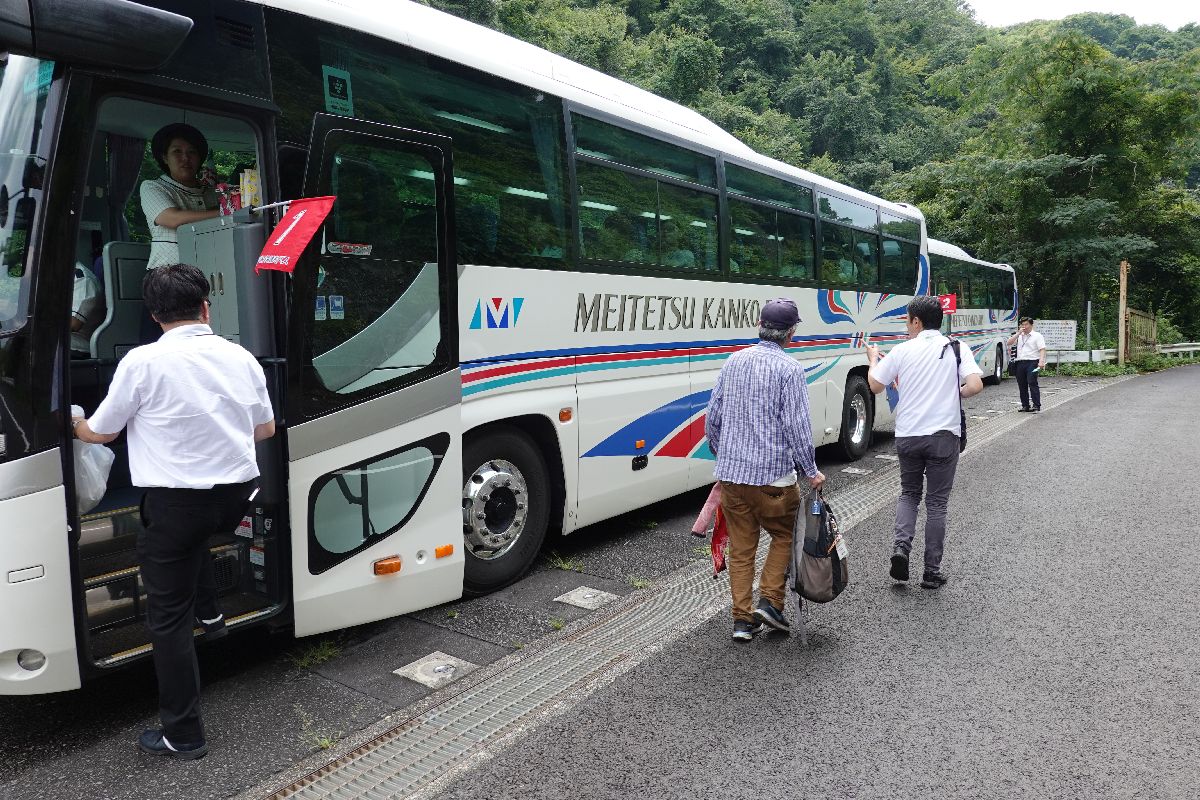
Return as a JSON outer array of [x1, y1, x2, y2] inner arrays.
[[66, 93, 287, 667]]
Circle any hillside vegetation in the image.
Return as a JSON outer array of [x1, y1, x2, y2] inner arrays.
[[422, 0, 1200, 341]]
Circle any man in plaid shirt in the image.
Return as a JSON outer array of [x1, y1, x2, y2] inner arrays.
[[706, 298, 826, 641]]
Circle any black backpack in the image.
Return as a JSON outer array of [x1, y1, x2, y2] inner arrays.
[[941, 339, 967, 453]]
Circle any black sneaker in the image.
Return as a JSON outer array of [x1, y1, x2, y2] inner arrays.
[[890, 546, 910, 582], [752, 599, 790, 633], [137, 728, 208, 760], [1017, 407, 1032, 413], [195, 614, 227, 643], [732, 619, 763, 641], [920, 571, 948, 589]]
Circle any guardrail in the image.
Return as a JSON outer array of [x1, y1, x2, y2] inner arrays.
[[1047, 342, 1200, 364]]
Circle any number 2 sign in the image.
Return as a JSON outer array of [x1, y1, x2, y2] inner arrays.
[[938, 294, 957, 313]]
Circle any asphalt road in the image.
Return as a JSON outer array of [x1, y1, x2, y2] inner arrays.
[[0, 370, 1182, 799], [427, 365, 1200, 800]]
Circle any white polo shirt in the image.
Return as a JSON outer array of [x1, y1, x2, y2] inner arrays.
[[89, 324, 273, 489], [869, 329, 983, 438], [1014, 330, 1046, 361]]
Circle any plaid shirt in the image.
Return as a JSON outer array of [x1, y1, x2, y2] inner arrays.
[[705, 340, 818, 484]]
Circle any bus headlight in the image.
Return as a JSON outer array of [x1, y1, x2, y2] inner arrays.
[[16, 649, 46, 671]]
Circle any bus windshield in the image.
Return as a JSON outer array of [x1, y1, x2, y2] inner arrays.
[[0, 55, 53, 333]]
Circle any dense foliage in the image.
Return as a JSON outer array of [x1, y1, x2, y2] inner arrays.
[[421, 0, 1200, 339]]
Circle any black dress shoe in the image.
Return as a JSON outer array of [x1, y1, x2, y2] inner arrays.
[[921, 571, 948, 589], [1017, 407, 1032, 412], [889, 546, 910, 582], [195, 614, 228, 643], [137, 728, 208, 759]]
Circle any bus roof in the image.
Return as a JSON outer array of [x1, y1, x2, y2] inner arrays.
[[253, 0, 923, 223], [928, 238, 1014, 273]]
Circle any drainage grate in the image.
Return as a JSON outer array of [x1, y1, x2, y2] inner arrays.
[[260, 376, 1127, 800]]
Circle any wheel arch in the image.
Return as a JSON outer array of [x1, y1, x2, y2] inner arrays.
[[464, 414, 567, 535]]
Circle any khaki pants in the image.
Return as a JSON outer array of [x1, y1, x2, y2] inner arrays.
[[719, 481, 799, 622]]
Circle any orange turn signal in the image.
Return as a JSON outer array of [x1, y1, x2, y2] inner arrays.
[[435, 544, 455, 559], [373, 556, 402, 575], [635, 439, 646, 450], [559, 407, 573, 423]]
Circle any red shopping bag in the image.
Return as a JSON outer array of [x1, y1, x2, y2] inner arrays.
[[711, 506, 729, 577]]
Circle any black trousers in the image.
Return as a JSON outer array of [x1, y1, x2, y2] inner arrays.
[[1014, 360, 1041, 410], [138, 480, 253, 743]]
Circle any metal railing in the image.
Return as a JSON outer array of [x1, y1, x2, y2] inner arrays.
[[1047, 342, 1200, 364]]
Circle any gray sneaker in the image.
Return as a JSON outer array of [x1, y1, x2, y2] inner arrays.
[[752, 599, 790, 633], [732, 619, 763, 641]]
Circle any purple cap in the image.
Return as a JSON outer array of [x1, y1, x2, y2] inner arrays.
[[760, 298, 800, 330]]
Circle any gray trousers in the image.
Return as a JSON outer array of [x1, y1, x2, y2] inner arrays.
[[893, 430, 960, 573]]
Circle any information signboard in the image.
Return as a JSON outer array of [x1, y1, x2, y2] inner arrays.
[[1036, 320, 1077, 350]]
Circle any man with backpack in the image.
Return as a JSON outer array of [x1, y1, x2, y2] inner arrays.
[[865, 295, 983, 589], [706, 298, 825, 641]]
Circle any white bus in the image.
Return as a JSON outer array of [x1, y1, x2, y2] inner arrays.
[[0, 0, 930, 694], [927, 238, 1018, 384]]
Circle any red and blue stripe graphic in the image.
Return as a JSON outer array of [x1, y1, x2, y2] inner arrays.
[[462, 336, 892, 397], [580, 358, 843, 461]]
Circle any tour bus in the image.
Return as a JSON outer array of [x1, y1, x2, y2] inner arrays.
[[0, 0, 931, 694], [927, 238, 1018, 384]]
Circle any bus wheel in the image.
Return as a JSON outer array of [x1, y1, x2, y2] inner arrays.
[[462, 428, 550, 595], [838, 375, 873, 461], [985, 345, 1003, 385]]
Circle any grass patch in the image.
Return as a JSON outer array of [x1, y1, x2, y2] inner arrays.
[[638, 519, 659, 530], [1048, 354, 1199, 378], [549, 617, 565, 631], [628, 576, 651, 589], [288, 637, 342, 670], [543, 550, 584, 572], [294, 704, 342, 751], [446, 609, 459, 619], [1047, 362, 1136, 377], [691, 545, 711, 557]]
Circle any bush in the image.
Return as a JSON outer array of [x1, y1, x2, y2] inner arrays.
[[1048, 362, 1136, 377]]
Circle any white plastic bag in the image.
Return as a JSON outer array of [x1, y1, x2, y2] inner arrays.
[[71, 404, 114, 515]]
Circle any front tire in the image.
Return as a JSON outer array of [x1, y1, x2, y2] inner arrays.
[[838, 375, 873, 460], [984, 344, 1003, 385], [461, 427, 550, 595]]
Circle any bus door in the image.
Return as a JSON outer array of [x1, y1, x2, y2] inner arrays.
[[286, 115, 463, 637]]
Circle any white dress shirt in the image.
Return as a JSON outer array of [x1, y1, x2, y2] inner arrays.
[[1015, 331, 1046, 361], [89, 324, 273, 488], [869, 329, 983, 438]]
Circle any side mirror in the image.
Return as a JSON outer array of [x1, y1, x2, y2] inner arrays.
[[0, 184, 8, 229]]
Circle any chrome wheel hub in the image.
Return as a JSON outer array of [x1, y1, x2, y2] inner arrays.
[[848, 393, 868, 445], [462, 459, 528, 560]]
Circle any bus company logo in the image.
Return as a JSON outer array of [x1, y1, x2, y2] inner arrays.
[[470, 297, 525, 329]]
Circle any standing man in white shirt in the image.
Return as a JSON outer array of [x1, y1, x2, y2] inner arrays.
[[1007, 317, 1047, 412], [866, 295, 984, 589], [72, 264, 275, 760]]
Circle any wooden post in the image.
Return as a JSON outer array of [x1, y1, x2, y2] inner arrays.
[[1118, 260, 1129, 366]]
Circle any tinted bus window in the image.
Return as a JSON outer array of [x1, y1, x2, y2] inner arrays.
[[573, 114, 716, 188], [266, 13, 569, 269], [817, 194, 878, 231], [820, 222, 877, 287], [725, 163, 813, 213], [576, 161, 717, 272], [882, 239, 919, 293], [729, 201, 814, 280], [880, 211, 920, 242]]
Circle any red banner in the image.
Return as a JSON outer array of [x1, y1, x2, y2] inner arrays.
[[938, 293, 958, 313], [255, 196, 336, 274]]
